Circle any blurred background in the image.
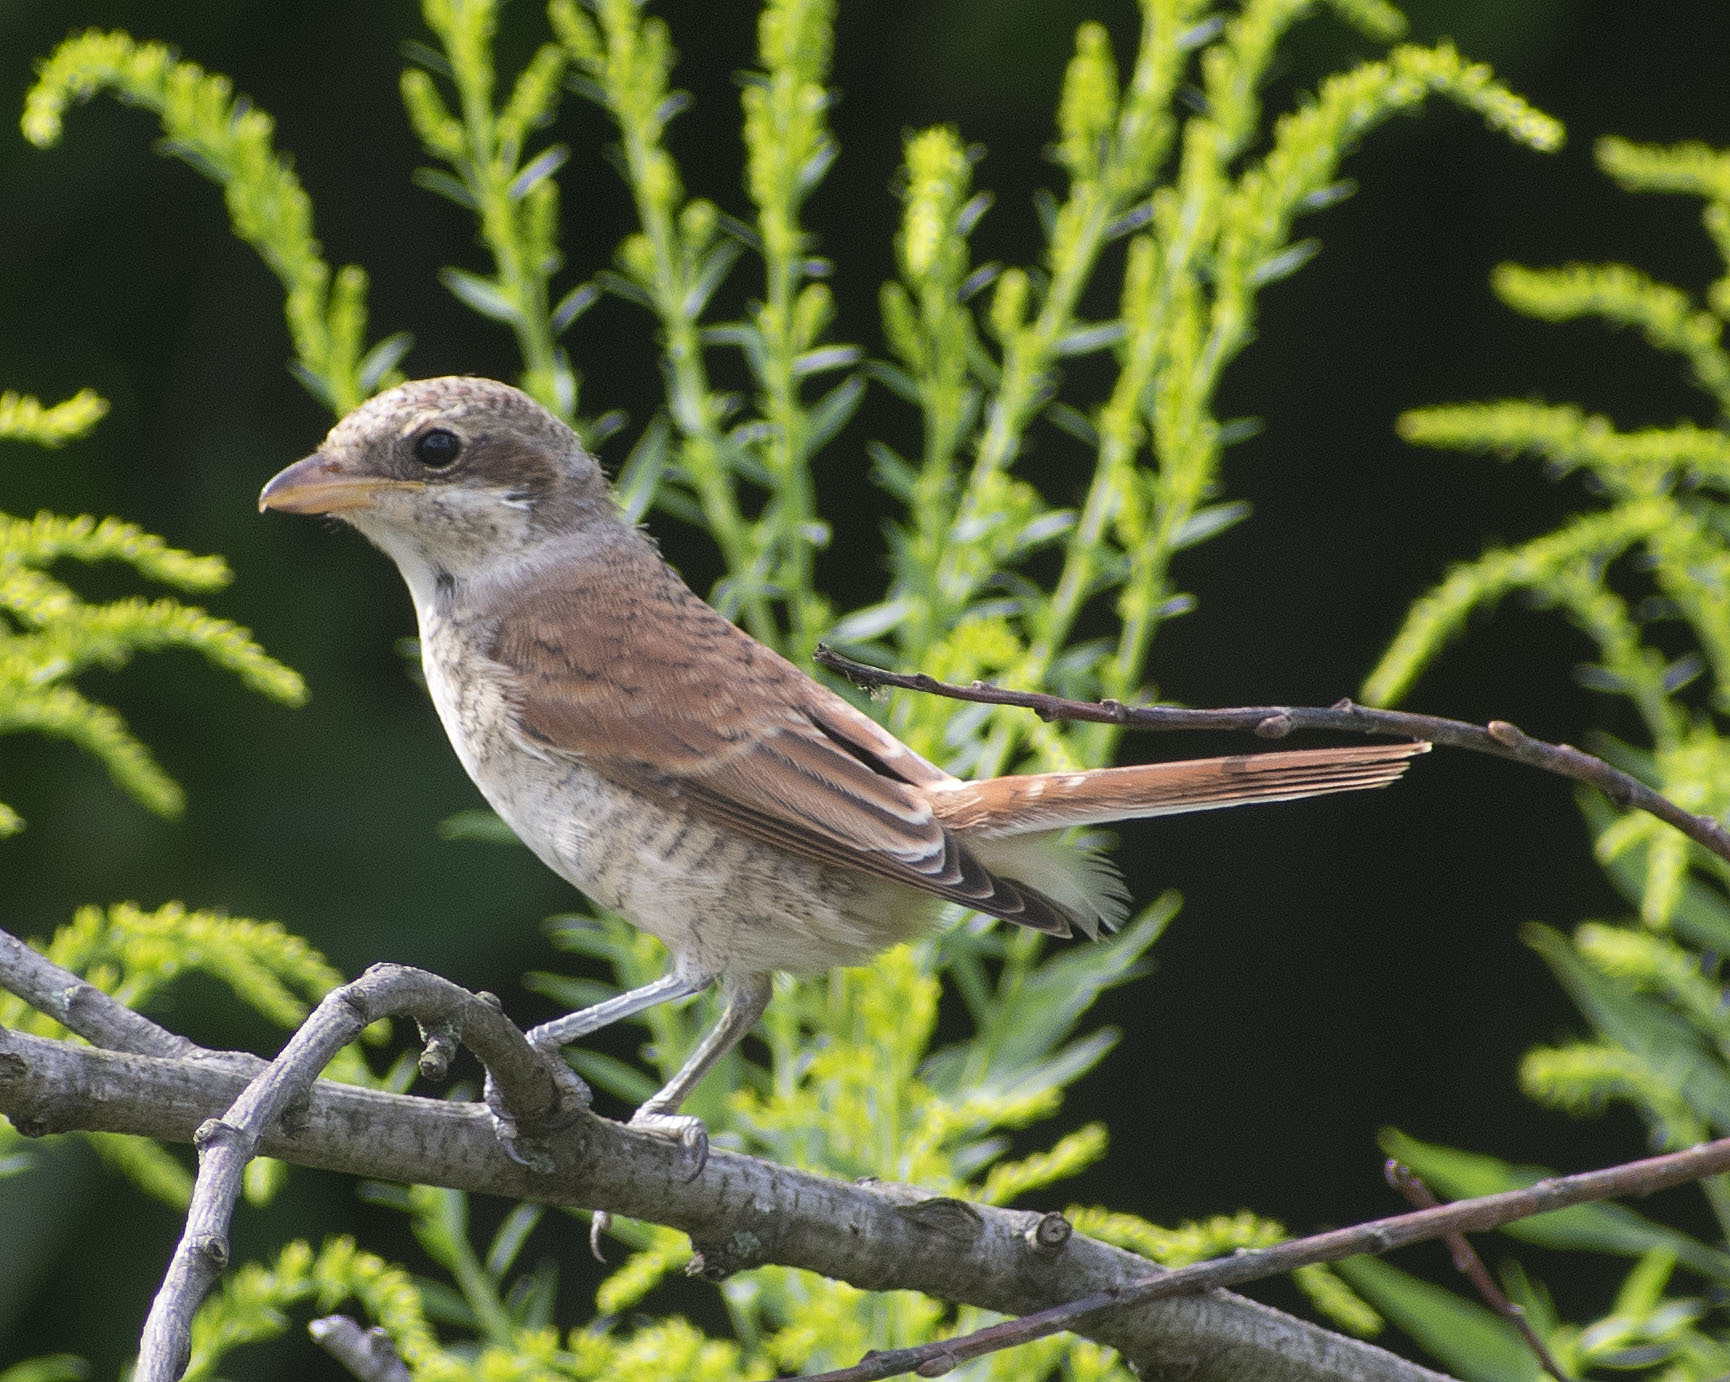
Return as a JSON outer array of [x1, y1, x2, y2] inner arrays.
[[2, 0, 1729, 1372]]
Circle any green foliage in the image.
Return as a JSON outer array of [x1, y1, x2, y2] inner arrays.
[[0, 371, 309, 1376], [1071, 1203, 1381, 1336], [564, 0, 1560, 690], [557, 0, 862, 649], [1, 901, 343, 1038], [406, 0, 584, 419], [183, 1237, 437, 1381], [7, 0, 1565, 1377], [0, 903, 372, 1215], [514, 910, 1169, 1375], [0, 389, 106, 447], [22, 34, 404, 415], [1333, 1253, 1549, 1382], [0, 1358, 89, 1382], [1352, 137, 1730, 1377], [0, 394, 303, 834], [1382, 1129, 1730, 1279]]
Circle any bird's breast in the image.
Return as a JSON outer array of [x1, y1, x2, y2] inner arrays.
[[418, 610, 521, 786], [417, 608, 623, 889]]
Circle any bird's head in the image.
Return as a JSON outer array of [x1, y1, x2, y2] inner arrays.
[[259, 377, 613, 591]]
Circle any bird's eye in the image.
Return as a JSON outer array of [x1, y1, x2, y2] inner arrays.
[[413, 428, 462, 469]]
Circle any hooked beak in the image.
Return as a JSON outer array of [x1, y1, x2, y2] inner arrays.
[[258, 453, 423, 515]]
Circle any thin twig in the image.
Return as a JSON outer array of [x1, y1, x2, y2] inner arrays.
[[131, 963, 584, 1382], [793, 1134, 1730, 1382], [813, 646, 1730, 864], [1386, 1162, 1571, 1382]]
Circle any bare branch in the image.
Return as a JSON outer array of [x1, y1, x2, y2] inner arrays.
[[28, 1002, 1730, 1378], [19, 978, 1730, 1378], [1386, 1162, 1570, 1382], [40, 927, 1724, 1380], [0, 1022, 1449, 1382], [0, 927, 193, 1057], [798, 1136, 1730, 1381], [813, 647, 1730, 864], [309, 1316, 413, 1382], [131, 963, 584, 1382]]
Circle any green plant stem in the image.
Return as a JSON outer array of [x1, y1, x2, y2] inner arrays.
[[759, 275, 820, 652], [432, 1193, 517, 1348], [621, 185, 769, 645], [441, 30, 564, 406], [743, 0, 839, 655], [574, 0, 775, 640], [941, 187, 1115, 614]]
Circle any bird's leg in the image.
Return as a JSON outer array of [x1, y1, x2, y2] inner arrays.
[[487, 968, 710, 1165], [525, 969, 707, 1050], [626, 971, 773, 1175]]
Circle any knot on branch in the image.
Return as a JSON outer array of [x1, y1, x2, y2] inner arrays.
[[417, 1019, 460, 1080], [193, 1116, 252, 1157], [189, 1231, 230, 1270], [687, 1228, 766, 1280], [1023, 1211, 1072, 1258], [895, 1196, 985, 1242], [915, 1346, 960, 1377], [278, 1089, 313, 1137]]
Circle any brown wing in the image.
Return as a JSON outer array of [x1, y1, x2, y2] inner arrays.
[[489, 537, 1081, 934]]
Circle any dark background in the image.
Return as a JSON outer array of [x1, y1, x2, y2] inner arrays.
[[2, 0, 1727, 1373]]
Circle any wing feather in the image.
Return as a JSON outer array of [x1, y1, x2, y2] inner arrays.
[[488, 540, 1080, 934]]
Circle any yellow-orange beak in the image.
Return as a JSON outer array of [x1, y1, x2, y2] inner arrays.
[[258, 453, 423, 515]]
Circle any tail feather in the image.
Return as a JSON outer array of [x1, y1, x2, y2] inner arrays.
[[934, 741, 1428, 836], [967, 830, 1131, 940]]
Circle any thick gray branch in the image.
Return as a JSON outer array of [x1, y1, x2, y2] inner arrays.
[[129, 963, 583, 1382], [0, 1027, 1449, 1382]]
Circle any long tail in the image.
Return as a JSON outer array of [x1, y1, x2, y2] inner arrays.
[[933, 741, 1428, 836]]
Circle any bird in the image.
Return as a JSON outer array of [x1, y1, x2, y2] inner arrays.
[[259, 375, 1426, 1152]]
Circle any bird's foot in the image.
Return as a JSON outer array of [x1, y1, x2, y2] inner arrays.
[[483, 1059, 590, 1173], [484, 1091, 544, 1171], [626, 1107, 709, 1179]]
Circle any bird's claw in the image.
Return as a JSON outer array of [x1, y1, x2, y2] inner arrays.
[[485, 1094, 540, 1169], [482, 1062, 588, 1173], [626, 1108, 709, 1179], [493, 1120, 543, 1169]]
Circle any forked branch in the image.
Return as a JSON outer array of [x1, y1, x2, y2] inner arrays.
[[8, 925, 1730, 1382], [0, 925, 1439, 1382]]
